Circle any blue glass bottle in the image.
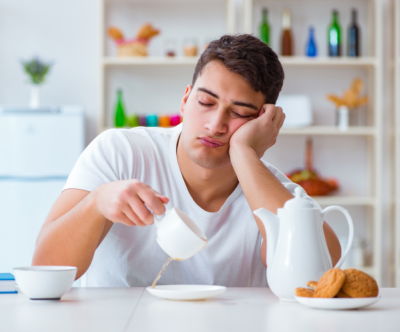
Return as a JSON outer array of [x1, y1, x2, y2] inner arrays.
[[306, 27, 317, 57]]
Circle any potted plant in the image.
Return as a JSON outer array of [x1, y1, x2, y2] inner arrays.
[[21, 57, 52, 108]]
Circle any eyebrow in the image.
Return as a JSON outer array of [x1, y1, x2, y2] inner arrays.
[[197, 87, 259, 111]]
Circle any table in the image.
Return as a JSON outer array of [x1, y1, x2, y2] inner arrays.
[[1, 288, 400, 332]]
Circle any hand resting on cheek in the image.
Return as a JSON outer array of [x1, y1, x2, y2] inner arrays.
[[229, 104, 285, 158]]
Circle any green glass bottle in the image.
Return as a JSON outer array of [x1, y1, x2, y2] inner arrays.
[[328, 10, 342, 57], [260, 8, 270, 45], [114, 89, 126, 127]]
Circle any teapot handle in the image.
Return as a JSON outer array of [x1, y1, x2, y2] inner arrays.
[[321, 206, 354, 269]]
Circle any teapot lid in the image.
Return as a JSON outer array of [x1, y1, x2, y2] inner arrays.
[[283, 187, 314, 209]]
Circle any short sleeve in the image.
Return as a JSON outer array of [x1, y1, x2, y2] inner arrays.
[[63, 129, 136, 192]]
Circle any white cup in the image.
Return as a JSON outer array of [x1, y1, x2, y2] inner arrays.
[[154, 207, 207, 260]]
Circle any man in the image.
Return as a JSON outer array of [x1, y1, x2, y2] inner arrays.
[[32, 34, 341, 287]]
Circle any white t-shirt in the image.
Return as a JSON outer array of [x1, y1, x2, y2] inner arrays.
[[63, 124, 313, 287]]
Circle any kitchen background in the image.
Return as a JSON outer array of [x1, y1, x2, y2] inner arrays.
[[0, 0, 398, 287]]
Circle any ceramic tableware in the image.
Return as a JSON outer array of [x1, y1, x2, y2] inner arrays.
[[154, 207, 207, 260], [13, 266, 77, 300], [295, 295, 380, 310], [146, 285, 226, 301], [253, 187, 354, 302]]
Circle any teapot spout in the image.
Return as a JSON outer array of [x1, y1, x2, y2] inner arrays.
[[253, 208, 280, 268]]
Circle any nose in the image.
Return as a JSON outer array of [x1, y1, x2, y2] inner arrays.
[[204, 108, 228, 136]]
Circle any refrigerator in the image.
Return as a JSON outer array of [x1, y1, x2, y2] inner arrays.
[[0, 106, 84, 273]]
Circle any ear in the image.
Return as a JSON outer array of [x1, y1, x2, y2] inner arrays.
[[180, 85, 192, 117]]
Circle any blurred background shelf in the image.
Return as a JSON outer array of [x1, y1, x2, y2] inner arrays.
[[103, 56, 199, 66], [102, 125, 377, 136], [102, 56, 377, 67], [280, 126, 376, 136], [314, 196, 377, 207], [279, 56, 377, 67]]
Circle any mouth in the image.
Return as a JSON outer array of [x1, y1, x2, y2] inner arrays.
[[198, 136, 225, 148]]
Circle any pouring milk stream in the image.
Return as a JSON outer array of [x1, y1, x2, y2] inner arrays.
[[253, 187, 354, 301], [151, 206, 208, 288]]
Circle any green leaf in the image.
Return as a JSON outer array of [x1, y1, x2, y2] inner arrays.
[[21, 57, 52, 85]]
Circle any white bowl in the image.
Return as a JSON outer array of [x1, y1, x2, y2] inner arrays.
[[13, 266, 77, 300]]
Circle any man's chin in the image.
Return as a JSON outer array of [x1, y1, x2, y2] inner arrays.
[[188, 151, 231, 170]]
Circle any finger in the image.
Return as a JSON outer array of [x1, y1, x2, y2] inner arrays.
[[277, 113, 286, 129], [126, 195, 154, 225], [155, 195, 169, 204], [138, 189, 167, 216], [121, 205, 147, 227], [150, 188, 169, 204], [113, 211, 137, 227], [272, 107, 283, 126], [262, 104, 277, 122]]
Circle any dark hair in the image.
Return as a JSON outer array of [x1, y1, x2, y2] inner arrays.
[[192, 34, 284, 104]]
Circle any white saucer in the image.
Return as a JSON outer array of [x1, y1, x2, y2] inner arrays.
[[146, 285, 226, 301], [295, 295, 380, 310]]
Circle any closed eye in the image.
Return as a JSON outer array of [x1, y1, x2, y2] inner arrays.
[[233, 112, 252, 119], [198, 101, 214, 107]]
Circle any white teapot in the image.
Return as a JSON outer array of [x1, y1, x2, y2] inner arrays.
[[253, 187, 354, 302]]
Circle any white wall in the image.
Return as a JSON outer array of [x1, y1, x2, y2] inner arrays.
[[0, 0, 100, 143]]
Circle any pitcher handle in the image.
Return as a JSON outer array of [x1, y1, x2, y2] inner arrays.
[[321, 206, 354, 269]]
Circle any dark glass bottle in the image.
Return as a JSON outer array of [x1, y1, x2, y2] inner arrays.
[[306, 27, 317, 57], [114, 89, 126, 128], [328, 10, 342, 56], [260, 8, 270, 45], [281, 9, 293, 56], [348, 9, 360, 57]]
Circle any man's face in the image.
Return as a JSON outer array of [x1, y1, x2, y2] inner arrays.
[[180, 60, 266, 169]]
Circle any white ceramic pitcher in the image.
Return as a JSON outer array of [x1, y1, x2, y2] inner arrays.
[[154, 207, 208, 260], [253, 187, 354, 302]]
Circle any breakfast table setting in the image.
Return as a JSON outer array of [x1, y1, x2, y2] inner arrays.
[[2, 188, 400, 331]]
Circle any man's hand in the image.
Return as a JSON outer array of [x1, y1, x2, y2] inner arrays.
[[230, 104, 285, 158], [92, 180, 169, 227]]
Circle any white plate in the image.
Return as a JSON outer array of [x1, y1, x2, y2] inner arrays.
[[295, 295, 380, 310], [146, 285, 226, 301]]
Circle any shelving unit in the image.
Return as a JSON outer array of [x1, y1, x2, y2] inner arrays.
[[99, 0, 236, 133], [243, 0, 383, 284], [392, 0, 400, 287], [99, 0, 384, 284]]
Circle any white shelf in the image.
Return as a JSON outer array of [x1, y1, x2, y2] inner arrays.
[[313, 196, 376, 207], [279, 56, 377, 67], [280, 126, 376, 136], [102, 56, 377, 67], [103, 56, 199, 66]]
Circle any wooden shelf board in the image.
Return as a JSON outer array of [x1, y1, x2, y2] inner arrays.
[[280, 126, 376, 136], [313, 196, 376, 206]]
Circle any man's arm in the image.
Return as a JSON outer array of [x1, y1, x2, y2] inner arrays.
[[229, 105, 341, 267], [32, 189, 110, 280], [32, 180, 168, 280]]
